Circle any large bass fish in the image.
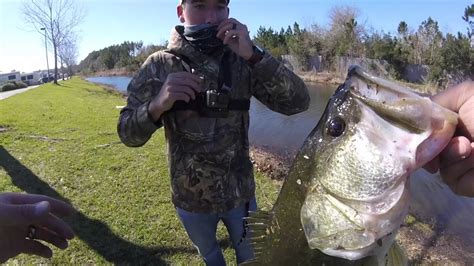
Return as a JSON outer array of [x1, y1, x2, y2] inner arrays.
[[244, 66, 458, 265]]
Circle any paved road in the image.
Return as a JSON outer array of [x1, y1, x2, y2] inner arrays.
[[0, 85, 40, 100]]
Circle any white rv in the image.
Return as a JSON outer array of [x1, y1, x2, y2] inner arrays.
[[0, 71, 21, 84], [20, 71, 43, 86]]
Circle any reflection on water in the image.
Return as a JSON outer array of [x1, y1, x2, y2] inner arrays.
[[86, 76, 131, 93], [249, 83, 336, 155]]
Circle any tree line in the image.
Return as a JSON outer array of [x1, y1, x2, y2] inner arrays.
[[76, 41, 168, 75], [254, 5, 473, 86]]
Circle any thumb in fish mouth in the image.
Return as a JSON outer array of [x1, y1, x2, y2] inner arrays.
[[414, 101, 459, 168]]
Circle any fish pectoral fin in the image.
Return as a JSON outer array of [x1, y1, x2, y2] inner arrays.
[[238, 259, 259, 265], [244, 210, 275, 263]]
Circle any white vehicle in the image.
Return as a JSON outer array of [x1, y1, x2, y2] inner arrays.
[[0, 71, 20, 84], [20, 71, 43, 86]]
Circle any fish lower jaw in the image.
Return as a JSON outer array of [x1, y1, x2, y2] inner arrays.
[[321, 246, 376, 261], [318, 232, 397, 261], [301, 181, 409, 261]]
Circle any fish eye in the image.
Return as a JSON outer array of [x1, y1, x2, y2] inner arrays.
[[326, 117, 346, 137]]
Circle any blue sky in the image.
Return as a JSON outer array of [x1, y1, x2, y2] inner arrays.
[[0, 0, 471, 73]]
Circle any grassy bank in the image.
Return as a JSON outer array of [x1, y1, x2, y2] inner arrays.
[[0, 77, 280, 265], [80, 67, 134, 78]]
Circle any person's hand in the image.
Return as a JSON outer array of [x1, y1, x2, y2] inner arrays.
[[0, 193, 75, 263], [147, 72, 203, 121], [216, 18, 253, 60], [424, 81, 474, 197]]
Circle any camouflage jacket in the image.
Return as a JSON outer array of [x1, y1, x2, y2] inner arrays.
[[118, 26, 310, 213]]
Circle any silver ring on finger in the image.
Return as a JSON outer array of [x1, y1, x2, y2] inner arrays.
[[26, 225, 37, 239]]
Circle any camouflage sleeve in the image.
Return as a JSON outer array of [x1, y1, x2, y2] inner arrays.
[[117, 53, 164, 147], [250, 52, 310, 115]]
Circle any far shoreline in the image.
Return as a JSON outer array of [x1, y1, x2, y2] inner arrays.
[[83, 64, 440, 95], [82, 68, 345, 85]]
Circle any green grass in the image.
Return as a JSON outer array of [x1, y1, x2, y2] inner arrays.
[[0, 77, 281, 265]]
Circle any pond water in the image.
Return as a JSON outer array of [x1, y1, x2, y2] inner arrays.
[[85, 76, 336, 154], [86, 76, 131, 93]]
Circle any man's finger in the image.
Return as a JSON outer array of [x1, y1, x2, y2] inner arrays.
[[440, 152, 474, 186], [217, 18, 238, 31], [6, 193, 74, 217], [431, 81, 472, 113], [169, 72, 203, 84], [169, 92, 191, 103], [39, 214, 75, 240], [222, 29, 239, 45], [216, 23, 234, 39], [20, 239, 53, 259], [170, 79, 202, 93], [0, 201, 50, 226], [440, 136, 472, 166], [423, 156, 440, 174], [35, 227, 69, 250], [454, 169, 474, 197], [169, 86, 198, 100]]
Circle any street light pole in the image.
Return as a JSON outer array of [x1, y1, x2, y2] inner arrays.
[[40, 27, 50, 81]]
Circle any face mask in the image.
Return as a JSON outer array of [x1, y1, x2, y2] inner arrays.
[[183, 24, 224, 54]]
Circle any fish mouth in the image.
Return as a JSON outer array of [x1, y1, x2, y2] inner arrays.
[[347, 66, 458, 165]]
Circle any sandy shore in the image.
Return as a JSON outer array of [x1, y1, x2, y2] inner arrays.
[[85, 68, 134, 77], [297, 71, 344, 85]]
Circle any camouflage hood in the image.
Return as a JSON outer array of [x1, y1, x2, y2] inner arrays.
[[167, 26, 182, 50]]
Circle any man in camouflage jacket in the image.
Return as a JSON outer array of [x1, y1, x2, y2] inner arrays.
[[117, 0, 309, 264]]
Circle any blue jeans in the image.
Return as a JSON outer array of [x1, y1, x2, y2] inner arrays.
[[176, 198, 257, 266]]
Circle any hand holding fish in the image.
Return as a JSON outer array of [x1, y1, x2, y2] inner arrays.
[[425, 81, 474, 197]]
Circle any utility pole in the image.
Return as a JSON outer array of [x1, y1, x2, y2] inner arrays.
[[40, 27, 50, 81]]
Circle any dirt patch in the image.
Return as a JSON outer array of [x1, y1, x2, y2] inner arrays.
[[250, 146, 293, 181], [0, 126, 11, 133], [249, 145, 474, 264], [397, 219, 474, 264], [296, 71, 344, 85], [26, 135, 68, 142], [85, 68, 134, 77]]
